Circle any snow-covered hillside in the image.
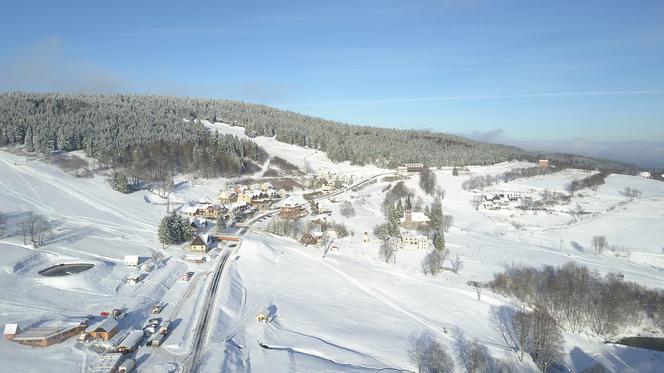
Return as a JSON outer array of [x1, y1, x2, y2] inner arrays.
[[0, 133, 662, 372]]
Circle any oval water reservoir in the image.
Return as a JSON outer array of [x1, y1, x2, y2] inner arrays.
[[38, 263, 95, 277]]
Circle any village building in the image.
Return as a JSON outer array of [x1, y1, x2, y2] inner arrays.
[[85, 318, 119, 341], [214, 233, 241, 243], [217, 190, 238, 204], [190, 217, 208, 231], [182, 202, 221, 219], [299, 233, 318, 246], [234, 184, 248, 194], [237, 192, 253, 204], [278, 199, 307, 219], [11, 320, 87, 347], [123, 255, 140, 267], [4, 323, 20, 340], [539, 159, 550, 168], [402, 235, 430, 250], [115, 330, 144, 353], [260, 182, 274, 191], [228, 200, 252, 216], [188, 234, 210, 254], [399, 197, 430, 229], [398, 163, 426, 174]]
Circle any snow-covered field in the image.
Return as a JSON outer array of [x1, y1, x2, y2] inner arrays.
[[1, 132, 663, 372]]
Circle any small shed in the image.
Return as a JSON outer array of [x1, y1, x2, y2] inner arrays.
[[85, 318, 119, 341], [124, 255, 140, 267], [256, 313, 268, 323], [4, 323, 20, 340]]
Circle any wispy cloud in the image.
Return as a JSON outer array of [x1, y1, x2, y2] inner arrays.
[[282, 90, 664, 107], [0, 37, 128, 94]]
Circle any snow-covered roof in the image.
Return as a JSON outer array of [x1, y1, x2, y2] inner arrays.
[[85, 318, 118, 333], [4, 323, 19, 335], [230, 201, 248, 209], [182, 206, 199, 214], [403, 234, 427, 240], [118, 329, 144, 349], [400, 212, 430, 223], [124, 255, 139, 263], [190, 235, 206, 246]]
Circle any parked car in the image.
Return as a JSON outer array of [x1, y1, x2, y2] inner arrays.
[[118, 358, 135, 373], [159, 321, 171, 335], [147, 333, 165, 347], [148, 317, 161, 326]]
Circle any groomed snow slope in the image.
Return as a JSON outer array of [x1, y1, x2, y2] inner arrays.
[[204, 166, 664, 372]]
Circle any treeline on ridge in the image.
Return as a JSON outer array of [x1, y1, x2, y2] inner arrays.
[[0, 92, 638, 173], [0, 92, 265, 181]]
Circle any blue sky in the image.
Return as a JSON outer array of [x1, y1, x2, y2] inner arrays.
[[1, 1, 663, 164]]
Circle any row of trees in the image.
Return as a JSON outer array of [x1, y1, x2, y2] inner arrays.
[[1, 93, 639, 172], [489, 262, 664, 336], [409, 330, 518, 373], [265, 218, 350, 241], [565, 171, 609, 195], [462, 166, 559, 191], [491, 306, 565, 372], [0, 211, 54, 248]]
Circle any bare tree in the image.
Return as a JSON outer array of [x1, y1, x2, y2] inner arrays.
[[442, 214, 454, 233], [528, 307, 564, 372], [422, 248, 446, 276], [380, 239, 396, 264], [490, 306, 520, 358], [419, 168, 437, 195], [468, 281, 483, 301], [339, 200, 356, 217], [512, 308, 531, 363], [471, 196, 483, 211], [591, 236, 608, 255], [451, 254, 463, 274], [408, 330, 455, 373], [455, 336, 492, 373], [620, 187, 642, 200]]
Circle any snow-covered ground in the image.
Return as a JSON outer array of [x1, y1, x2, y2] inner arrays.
[[1, 133, 663, 372]]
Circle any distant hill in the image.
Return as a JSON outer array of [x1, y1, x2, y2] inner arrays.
[[0, 92, 638, 174]]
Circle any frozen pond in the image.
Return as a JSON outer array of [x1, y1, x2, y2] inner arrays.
[[38, 263, 95, 277]]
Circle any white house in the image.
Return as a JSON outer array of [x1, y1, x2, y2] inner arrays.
[[124, 255, 140, 267], [4, 323, 20, 340], [402, 235, 430, 250]]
